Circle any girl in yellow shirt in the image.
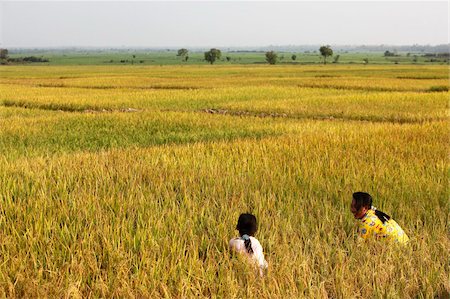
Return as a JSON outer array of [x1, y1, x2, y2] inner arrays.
[[351, 192, 409, 244]]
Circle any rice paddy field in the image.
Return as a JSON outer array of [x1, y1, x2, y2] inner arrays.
[[0, 64, 449, 298]]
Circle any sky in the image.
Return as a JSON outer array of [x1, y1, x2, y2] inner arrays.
[[0, 1, 448, 48]]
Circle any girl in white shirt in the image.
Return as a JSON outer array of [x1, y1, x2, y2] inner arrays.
[[229, 213, 268, 276]]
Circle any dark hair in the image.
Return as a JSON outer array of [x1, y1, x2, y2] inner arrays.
[[352, 192, 391, 223], [352, 192, 372, 211], [236, 213, 257, 254], [374, 210, 391, 224]]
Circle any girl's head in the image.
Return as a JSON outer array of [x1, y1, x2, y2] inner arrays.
[[236, 213, 257, 236], [351, 192, 372, 219]]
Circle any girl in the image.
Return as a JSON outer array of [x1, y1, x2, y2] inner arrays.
[[229, 213, 268, 276]]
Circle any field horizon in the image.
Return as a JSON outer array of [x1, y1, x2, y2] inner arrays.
[[3, 49, 449, 66]]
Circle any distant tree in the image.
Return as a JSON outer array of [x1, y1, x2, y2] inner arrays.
[[265, 51, 278, 65], [0, 48, 8, 60], [319, 45, 333, 64], [412, 55, 418, 63], [333, 55, 340, 63], [204, 48, 221, 64], [177, 48, 189, 62], [132, 55, 136, 59], [226, 56, 231, 62], [384, 50, 395, 57], [291, 54, 297, 61]]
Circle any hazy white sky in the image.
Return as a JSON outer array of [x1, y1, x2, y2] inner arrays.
[[1, 1, 448, 47]]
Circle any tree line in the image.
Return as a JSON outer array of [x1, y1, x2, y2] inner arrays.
[[174, 45, 335, 65], [0, 49, 49, 65], [3, 46, 446, 65]]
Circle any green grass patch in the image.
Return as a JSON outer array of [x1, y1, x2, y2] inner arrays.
[[428, 85, 449, 92], [0, 110, 289, 159]]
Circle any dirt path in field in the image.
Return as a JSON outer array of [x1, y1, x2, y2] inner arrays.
[[202, 108, 289, 118]]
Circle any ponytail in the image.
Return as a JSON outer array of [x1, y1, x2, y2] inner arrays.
[[374, 209, 391, 224], [242, 234, 254, 254]]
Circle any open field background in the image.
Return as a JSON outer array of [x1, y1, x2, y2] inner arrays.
[[6, 51, 449, 66], [0, 64, 449, 297]]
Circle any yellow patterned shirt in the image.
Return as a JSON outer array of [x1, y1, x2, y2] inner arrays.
[[357, 209, 409, 244]]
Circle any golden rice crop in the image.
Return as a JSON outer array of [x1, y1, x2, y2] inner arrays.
[[0, 85, 447, 123], [0, 65, 448, 298]]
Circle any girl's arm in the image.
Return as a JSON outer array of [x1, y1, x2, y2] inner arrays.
[[252, 239, 268, 270]]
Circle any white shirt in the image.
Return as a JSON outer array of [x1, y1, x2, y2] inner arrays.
[[229, 236, 268, 273]]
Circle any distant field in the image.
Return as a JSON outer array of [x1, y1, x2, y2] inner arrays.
[[0, 65, 448, 297], [6, 50, 449, 65]]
